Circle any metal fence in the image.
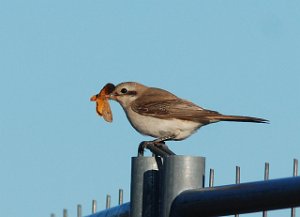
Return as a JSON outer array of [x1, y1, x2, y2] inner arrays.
[[51, 157, 299, 217]]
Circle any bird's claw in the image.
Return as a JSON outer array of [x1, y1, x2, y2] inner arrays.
[[138, 141, 148, 156], [137, 141, 176, 157]]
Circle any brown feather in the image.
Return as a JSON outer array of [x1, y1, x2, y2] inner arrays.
[[131, 87, 268, 124], [209, 115, 268, 123]]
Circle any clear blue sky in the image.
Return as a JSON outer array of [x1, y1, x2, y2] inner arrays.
[[0, 1, 299, 217]]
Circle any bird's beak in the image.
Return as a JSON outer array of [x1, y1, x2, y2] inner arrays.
[[107, 91, 119, 100]]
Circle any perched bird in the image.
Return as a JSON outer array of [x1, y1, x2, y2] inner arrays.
[[108, 82, 268, 156]]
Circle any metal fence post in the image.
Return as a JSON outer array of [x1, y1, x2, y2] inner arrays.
[[130, 156, 161, 217], [161, 155, 205, 217]]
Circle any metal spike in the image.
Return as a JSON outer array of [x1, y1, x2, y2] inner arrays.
[[77, 204, 82, 217], [63, 209, 67, 217], [264, 162, 269, 180], [263, 162, 269, 217], [106, 194, 111, 209], [209, 169, 214, 187], [235, 166, 240, 217], [291, 159, 298, 217], [92, 200, 97, 213], [235, 166, 240, 184], [293, 159, 298, 176], [119, 189, 124, 205]]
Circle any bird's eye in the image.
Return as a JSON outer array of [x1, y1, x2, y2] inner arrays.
[[120, 88, 128, 94]]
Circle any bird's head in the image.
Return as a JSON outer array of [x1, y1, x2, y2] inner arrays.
[[109, 82, 147, 108]]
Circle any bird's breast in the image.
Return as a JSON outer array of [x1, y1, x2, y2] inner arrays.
[[124, 108, 203, 140]]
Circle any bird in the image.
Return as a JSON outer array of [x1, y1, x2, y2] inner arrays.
[[108, 82, 268, 156]]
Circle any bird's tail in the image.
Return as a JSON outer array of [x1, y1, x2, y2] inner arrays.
[[211, 115, 269, 123]]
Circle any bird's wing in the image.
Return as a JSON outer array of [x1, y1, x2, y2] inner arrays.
[[131, 88, 220, 123]]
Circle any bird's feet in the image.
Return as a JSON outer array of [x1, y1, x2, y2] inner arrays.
[[138, 140, 176, 157]]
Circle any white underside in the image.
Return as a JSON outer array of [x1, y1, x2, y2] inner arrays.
[[125, 108, 203, 140]]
